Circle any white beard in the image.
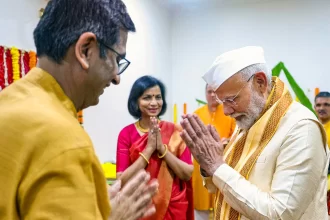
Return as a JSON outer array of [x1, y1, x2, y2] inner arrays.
[[232, 90, 266, 130]]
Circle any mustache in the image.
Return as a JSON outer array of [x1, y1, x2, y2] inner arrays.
[[318, 110, 327, 114], [230, 113, 246, 118]]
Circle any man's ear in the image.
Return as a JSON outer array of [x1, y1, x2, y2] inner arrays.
[[254, 72, 268, 93], [75, 32, 97, 70]]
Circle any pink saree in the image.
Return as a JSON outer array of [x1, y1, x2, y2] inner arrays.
[[116, 121, 194, 220]]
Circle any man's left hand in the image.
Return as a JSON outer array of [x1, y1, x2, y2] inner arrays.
[[108, 171, 158, 220], [180, 114, 225, 176]]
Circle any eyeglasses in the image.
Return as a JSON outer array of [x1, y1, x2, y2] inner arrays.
[[215, 74, 255, 106], [101, 42, 131, 75]]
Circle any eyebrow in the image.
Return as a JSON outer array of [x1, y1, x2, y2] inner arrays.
[[223, 94, 236, 100], [143, 93, 161, 96]]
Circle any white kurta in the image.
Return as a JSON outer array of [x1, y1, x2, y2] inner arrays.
[[205, 101, 329, 220]]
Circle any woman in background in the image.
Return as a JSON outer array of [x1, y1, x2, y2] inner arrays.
[[116, 75, 194, 220]]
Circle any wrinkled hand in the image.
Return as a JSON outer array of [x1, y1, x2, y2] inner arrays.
[[180, 114, 225, 176], [108, 170, 159, 220]]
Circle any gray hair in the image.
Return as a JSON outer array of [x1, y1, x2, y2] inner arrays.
[[239, 63, 272, 93]]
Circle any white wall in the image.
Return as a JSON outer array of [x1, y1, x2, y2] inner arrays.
[[84, 0, 173, 163], [0, 0, 45, 50], [171, 0, 330, 117], [0, 0, 173, 163]]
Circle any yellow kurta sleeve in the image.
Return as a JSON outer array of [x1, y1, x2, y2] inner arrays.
[[18, 147, 110, 220]]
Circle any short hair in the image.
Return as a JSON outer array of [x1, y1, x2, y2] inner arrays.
[[239, 63, 272, 92], [34, 0, 136, 63], [128, 76, 167, 119], [315, 91, 330, 102]]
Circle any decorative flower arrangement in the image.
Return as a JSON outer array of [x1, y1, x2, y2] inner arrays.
[[0, 45, 83, 124]]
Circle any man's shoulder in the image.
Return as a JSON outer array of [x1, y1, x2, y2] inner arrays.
[[0, 96, 74, 125], [271, 101, 322, 142], [278, 102, 320, 131], [284, 101, 318, 122], [279, 101, 325, 144], [0, 97, 92, 176], [0, 96, 88, 146]]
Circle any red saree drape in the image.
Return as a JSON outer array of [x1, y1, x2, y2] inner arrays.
[[129, 121, 194, 220]]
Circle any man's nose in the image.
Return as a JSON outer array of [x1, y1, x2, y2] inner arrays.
[[112, 75, 120, 85], [223, 104, 234, 116]]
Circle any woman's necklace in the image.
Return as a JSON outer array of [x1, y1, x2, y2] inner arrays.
[[135, 120, 149, 133], [135, 119, 161, 133]]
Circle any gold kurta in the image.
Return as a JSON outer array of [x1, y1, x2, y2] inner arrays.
[[0, 68, 110, 219]]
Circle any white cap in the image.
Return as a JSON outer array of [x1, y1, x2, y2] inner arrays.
[[202, 46, 266, 91]]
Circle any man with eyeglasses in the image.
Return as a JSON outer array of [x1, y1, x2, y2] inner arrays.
[[180, 46, 329, 220], [0, 0, 158, 220]]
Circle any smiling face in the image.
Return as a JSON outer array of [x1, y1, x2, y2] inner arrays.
[[89, 30, 128, 106], [138, 85, 163, 118], [75, 29, 128, 109]]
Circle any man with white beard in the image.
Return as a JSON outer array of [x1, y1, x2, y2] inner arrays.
[[180, 46, 330, 220]]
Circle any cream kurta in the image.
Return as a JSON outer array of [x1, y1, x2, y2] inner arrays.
[[204, 101, 329, 220]]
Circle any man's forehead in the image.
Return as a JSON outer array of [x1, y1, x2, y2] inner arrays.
[[206, 85, 213, 91], [215, 74, 241, 96], [316, 97, 330, 103]]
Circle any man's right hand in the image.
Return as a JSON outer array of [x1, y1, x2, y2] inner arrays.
[[108, 170, 159, 220]]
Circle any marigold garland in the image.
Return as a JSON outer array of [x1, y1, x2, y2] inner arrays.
[[0, 46, 4, 90], [1, 45, 83, 126], [11, 47, 20, 82], [29, 51, 37, 70], [3, 47, 9, 87], [78, 110, 84, 126], [20, 51, 25, 77], [5, 49, 13, 85], [23, 52, 30, 74], [18, 50, 22, 78]]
